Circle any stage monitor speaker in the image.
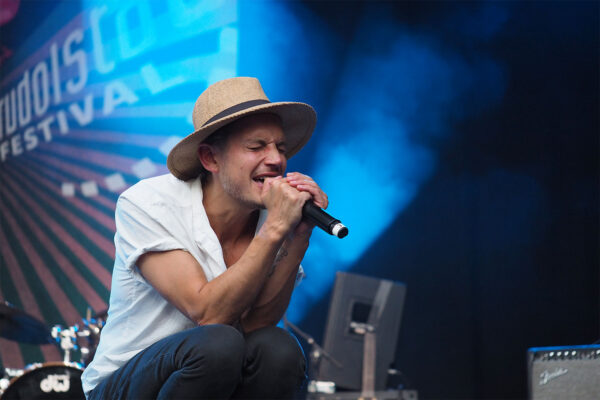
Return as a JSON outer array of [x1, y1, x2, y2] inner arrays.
[[528, 344, 600, 400], [317, 272, 406, 391]]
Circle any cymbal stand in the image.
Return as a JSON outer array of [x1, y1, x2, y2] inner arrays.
[[51, 325, 78, 363]]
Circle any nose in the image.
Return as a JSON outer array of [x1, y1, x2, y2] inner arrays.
[[264, 144, 285, 167]]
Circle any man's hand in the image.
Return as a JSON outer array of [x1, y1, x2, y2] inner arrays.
[[285, 172, 328, 209], [285, 172, 329, 238], [260, 175, 312, 238]]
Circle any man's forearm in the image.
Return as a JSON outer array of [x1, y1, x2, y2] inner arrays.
[[193, 225, 286, 326], [241, 234, 310, 332]]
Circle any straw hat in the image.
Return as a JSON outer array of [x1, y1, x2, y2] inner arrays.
[[167, 77, 317, 181]]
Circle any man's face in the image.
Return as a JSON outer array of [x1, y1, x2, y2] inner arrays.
[[215, 113, 287, 209]]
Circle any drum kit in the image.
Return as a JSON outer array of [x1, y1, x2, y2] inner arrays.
[[0, 302, 106, 399]]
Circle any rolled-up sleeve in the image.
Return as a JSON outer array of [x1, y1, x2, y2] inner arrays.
[[114, 195, 186, 283]]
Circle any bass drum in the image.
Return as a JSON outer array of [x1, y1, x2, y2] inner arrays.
[[0, 362, 84, 400]]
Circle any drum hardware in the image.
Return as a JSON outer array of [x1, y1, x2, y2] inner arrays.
[[0, 304, 107, 398], [0, 362, 85, 399], [51, 323, 97, 366], [75, 328, 92, 361], [0, 370, 22, 396], [50, 326, 81, 365], [49, 308, 107, 366], [73, 323, 98, 365], [77, 308, 107, 366], [2, 370, 23, 380], [0, 304, 108, 399], [0, 379, 8, 396]]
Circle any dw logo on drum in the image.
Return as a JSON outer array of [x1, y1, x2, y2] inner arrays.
[[40, 374, 70, 393]]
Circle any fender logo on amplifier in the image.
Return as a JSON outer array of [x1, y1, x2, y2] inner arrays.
[[528, 344, 600, 400], [539, 368, 568, 385]]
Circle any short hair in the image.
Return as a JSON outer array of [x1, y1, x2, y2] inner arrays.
[[197, 123, 231, 183]]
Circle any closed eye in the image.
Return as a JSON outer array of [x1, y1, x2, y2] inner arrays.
[[247, 139, 267, 150], [245, 138, 286, 153], [247, 143, 286, 153]]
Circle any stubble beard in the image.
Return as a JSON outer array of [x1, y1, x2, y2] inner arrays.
[[219, 168, 263, 210]]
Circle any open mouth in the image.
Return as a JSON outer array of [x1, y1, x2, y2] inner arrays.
[[252, 174, 281, 184]]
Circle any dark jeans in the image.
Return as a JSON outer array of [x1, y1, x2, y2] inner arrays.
[[87, 324, 306, 399]]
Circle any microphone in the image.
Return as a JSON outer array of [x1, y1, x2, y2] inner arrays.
[[302, 202, 348, 238]]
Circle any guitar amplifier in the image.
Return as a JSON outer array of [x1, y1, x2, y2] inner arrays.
[[527, 344, 600, 400]]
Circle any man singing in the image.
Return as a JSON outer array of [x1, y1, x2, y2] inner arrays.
[[81, 77, 328, 399]]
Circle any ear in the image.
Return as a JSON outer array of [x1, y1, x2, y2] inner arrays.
[[197, 144, 219, 173]]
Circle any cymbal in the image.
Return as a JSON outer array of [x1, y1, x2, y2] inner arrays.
[[0, 302, 53, 344]]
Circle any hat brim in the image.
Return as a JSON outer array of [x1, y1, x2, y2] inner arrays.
[[167, 102, 316, 181]]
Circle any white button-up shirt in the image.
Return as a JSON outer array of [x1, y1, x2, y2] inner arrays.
[[81, 173, 296, 395]]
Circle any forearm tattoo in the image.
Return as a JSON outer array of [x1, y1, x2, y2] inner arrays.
[[269, 246, 289, 276]]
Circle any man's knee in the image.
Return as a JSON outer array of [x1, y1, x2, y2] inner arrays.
[[179, 324, 246, 373], [246, 326, 306, 372]]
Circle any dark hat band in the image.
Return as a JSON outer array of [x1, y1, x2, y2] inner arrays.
[[202, 99, 271, 127]]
